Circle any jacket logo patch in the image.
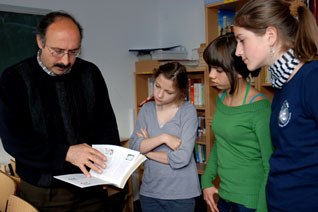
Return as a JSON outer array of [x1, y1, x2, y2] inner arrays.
[[278, 100, 291, 127]]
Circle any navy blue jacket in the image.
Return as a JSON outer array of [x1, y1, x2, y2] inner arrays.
[[267, 61, 318, 212]]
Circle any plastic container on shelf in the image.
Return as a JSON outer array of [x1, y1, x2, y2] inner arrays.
[[151, 50, 188, 60]]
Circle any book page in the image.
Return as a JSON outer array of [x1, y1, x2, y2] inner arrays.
[[90, 145, 142, 186], [54, 173, 111, 188], [118, 154, 146, 188], [54, 144, 146, 189]]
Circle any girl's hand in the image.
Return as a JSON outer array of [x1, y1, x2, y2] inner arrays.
[[162, 134, 181, 151], [136, 128, 149, 138], [203, 187, 219, 212]]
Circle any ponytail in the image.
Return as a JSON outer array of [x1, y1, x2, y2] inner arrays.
[[294, 5, 318, 62], [234, 0, 318, 63]]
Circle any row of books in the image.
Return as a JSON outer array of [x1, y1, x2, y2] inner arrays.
[[197, 116, 206, 137], [194, 144, 206, 164], [148, 78, 154, 97], [187, 79, 205, 106], [265, 69, 272, 84], [195, 116, 207, 164]]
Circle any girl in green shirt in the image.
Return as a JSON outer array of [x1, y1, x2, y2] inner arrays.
[[201, 33, 273, 212]]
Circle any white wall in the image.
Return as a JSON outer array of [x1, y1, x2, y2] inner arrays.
[[0, 0, 205, 162], [157, 0, 205, 58]]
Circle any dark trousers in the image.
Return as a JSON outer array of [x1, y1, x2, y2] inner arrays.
[[140, 195, 196, 212], [19, 180, 108, 212], [217, 197, 256, 212]]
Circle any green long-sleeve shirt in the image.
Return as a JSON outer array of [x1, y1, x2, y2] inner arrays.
[[202, 96, 273, 212]]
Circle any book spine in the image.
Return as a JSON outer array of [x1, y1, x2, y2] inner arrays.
[[148, 78, 154, 97]]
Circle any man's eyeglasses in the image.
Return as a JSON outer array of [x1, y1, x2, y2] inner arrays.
[[47, 46, 80, 58]]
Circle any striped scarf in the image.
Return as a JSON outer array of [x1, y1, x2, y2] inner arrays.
[[268, 49, 300, 89]]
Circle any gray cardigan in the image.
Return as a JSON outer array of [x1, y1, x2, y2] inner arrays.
[[130, 101, 201, 199]]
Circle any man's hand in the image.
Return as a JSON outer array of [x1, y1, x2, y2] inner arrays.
[[203, 187, 219, 212], [66, 143, 106, 177]]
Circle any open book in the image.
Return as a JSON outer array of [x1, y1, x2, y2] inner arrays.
[[54, 144, 147, 189]]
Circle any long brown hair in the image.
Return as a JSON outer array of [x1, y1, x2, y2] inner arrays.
[[234, 0, 318, 62], [153, 62, 188, 103]]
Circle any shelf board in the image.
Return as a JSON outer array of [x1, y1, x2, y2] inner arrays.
[[197, 163, 206, 175], [196, 136, 206, 145], [262, 83, 272, 87], [187, 67, 207, 73], [135, 72, 153, 75], [195, 105, 206, 110]]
